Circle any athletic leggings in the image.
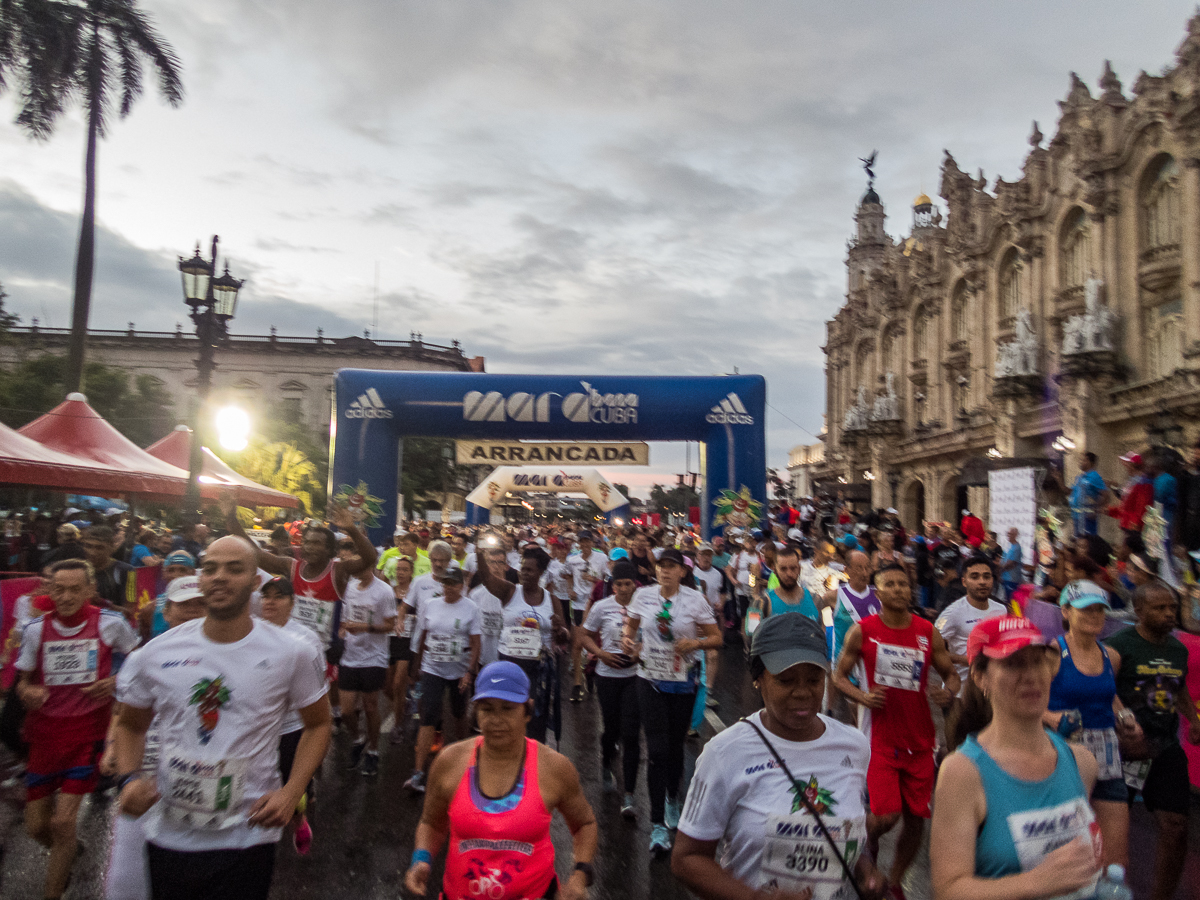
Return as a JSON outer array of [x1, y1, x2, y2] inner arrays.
[[594, 674, 641, 792], [636, 679, 695, 824]]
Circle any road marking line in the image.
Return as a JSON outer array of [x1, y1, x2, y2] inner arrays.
[[704, 709, 726, 733]]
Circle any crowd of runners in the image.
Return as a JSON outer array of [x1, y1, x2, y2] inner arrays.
[[2, 474, 1199, 900]]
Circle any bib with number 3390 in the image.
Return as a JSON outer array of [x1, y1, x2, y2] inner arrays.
[[759, 813, 866, 900], [162, 751, 248, 830]]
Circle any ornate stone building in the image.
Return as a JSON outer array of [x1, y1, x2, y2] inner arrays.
[[817, 16, 1200, 528]]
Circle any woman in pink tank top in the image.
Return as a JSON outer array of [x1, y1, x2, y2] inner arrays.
[[405, 662, 598, 900]]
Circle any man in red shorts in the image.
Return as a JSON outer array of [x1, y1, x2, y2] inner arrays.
[[16, 558, 138, 899], [833, 563, 958, 899]]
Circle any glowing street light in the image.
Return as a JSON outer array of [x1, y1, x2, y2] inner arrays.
[[215, 406, 251, 451]]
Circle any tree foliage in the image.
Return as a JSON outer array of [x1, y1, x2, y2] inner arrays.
[[0, 352, 174, 446], [400, 437, 463, 516], [648, 483, 700, 516], [219, 439, 322, 517]]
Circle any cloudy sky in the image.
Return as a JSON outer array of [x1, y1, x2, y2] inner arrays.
[[1, 1, 1195, 495]]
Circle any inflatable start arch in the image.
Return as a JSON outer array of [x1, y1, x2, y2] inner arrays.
[[330, 371, 767, 544]]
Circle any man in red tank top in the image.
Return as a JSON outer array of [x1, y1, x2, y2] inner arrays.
[[833, 563, 958, 898], [15, 559, 138, 900]]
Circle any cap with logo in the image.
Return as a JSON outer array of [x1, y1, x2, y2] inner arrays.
[[438, 565, 465, 584], [1059, 579, 1112, 610], [966, 615, 1046, 664], [163, 550, 196, 568], [657, 548, 687, 567], [751, 612, 829, 674], [473, 661, 531, 704], [1119, 451, 1143, 466], [261, 576, 294, 596], [165, 576, 204, 604]]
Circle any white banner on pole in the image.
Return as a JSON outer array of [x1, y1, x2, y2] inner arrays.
[[988, 467, 1037, 565]]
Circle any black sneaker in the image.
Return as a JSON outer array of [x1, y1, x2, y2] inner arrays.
[[347, 742, 366, 770], [570, 685, 585, 703], [359, 752, 379, 777]]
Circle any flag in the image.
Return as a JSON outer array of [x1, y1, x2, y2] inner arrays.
[[126, 564, 164, 617], [0, 577, 41, 690]]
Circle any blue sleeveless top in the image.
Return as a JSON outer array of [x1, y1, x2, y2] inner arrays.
[[960, 730, 1098, 897], [1048, 636, 1116, 729], [764, 587, 819, 623]]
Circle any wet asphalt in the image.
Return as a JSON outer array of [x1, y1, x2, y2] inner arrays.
[[0, 644, 1198, 899]]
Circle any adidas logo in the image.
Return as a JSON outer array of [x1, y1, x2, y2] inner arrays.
[[706, 392, 754, 425], [345, 387, 393, 419], [840, 755, 853, 769]]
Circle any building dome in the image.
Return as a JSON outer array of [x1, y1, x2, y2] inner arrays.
[[913, 192, 933, 208], [861, 187, 881, 205]]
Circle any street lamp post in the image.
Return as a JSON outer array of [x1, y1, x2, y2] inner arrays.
[[177, 236, 244, 522]]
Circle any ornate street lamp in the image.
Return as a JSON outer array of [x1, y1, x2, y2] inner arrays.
[[177, 237, 244, 521]]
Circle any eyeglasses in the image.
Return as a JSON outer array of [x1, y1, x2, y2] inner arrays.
[[338, 543, 356, 551]]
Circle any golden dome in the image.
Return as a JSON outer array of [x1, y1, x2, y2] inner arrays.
[[913, 192, 933, 208]]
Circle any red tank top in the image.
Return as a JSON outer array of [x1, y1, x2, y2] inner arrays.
[[859, 613, 936, 752], [291, 558, 342, 648], [444, 738, 556, 900], [28, 606, 114, 741]]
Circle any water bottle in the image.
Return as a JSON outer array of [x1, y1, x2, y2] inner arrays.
[[1095, 864, 1133, 900]]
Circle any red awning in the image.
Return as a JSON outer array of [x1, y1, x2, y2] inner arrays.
[[17, 393, 191, 497], [0, 420, 171, 495], [145, 427, 300, 510]]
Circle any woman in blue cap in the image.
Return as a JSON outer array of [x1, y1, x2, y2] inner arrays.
[[405, 661, 598, 900]]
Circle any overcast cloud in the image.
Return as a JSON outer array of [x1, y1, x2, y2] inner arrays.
[[0, 1, 1195, 494]]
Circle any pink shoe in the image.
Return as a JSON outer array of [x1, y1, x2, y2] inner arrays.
[[293, 815, 313, 855]]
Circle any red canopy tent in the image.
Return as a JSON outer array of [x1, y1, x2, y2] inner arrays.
[[146, 426, 300, 510], [17, 393, 191, 497], [0, 420, 166, 495]]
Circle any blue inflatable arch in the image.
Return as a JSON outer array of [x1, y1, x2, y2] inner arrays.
[[330, 371, 767, 544]]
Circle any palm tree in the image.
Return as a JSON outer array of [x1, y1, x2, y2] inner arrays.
[[0, 0, 182, 392]]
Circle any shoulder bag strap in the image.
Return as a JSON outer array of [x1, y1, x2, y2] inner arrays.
[[740, 718, 867, 900]]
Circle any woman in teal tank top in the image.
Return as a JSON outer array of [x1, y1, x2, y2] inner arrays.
[[931, 615, 1102, 900]]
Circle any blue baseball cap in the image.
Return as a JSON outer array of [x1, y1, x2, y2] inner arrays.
[[473, 661, 530, 704], [609, 548, 629, 561], [163, 550, 196, 568]]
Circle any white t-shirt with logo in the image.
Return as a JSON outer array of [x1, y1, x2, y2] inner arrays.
[[730, 551, 756, 589], [628, 585, 715, 684], [694, 566, 724, 612], [417, 596, 481, 680], [471, 585, 554, 667], [405, 573, 445, 651], [935, 596, 1008, 688], [340, 576, 396, 669], [568, 552, 608, 609], [583, 598, 637, 679], [545, 559, 573, 602], [115, 618, 328, 851], [679, 711, 870, 900]]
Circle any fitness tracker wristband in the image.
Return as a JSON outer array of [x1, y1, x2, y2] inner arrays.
[[411, 849, 433, 867], [573, 862, 595, 886]]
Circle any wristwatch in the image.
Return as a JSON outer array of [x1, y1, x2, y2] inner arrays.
[[573, 862, 594, 886]]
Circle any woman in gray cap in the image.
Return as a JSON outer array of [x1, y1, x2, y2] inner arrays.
[[673, 612, 886, 900]]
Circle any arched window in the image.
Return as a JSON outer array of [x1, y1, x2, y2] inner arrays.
[[1147, 298, 1184, 378], [1059, 208, 1090, 288], [998, 250, 1022, 322], [882, 328, 902, 374], [951, 282, 969, 344], [913, 305, 930, 359], [1141, 155, 1180, 254]]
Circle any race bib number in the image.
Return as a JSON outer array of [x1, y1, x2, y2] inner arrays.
[[397, 614, 416, 639], [292, 596, 335, 644], [1123, 759, 1151, 791], [1005, 798, 1101, 900], [162, 752, 248, 830], [345, 603, 371, 624], [43, 638, 98, 686], [760, 814, 866, 900], [873, 643, 924, 691], [1079, 728, 1122, 781], [641, 642, 687, 682], [425, 634, 463, 665], [480, 611, 504, 638], [499, 625, 541, 660]]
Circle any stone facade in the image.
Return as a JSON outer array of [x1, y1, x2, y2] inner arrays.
[[818, 15, 1200, 529], [0, 326, 484, 442], [786, 442, 825, 501]]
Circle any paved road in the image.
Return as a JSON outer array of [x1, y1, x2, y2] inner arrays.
[[1, 645, 1198, 899]]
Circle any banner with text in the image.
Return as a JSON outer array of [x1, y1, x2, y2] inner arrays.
[[456, 441, 649, 466], [988, 467, 1037, 565]]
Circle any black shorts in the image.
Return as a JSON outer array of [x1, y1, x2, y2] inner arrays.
[[419, 672, 469, 729], [572, 608, 585, 627], [147, 842, 275, 900], [390, 636, 413, 664], [1132, 743, 1192, 816], [338, 666, 387, 693]]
